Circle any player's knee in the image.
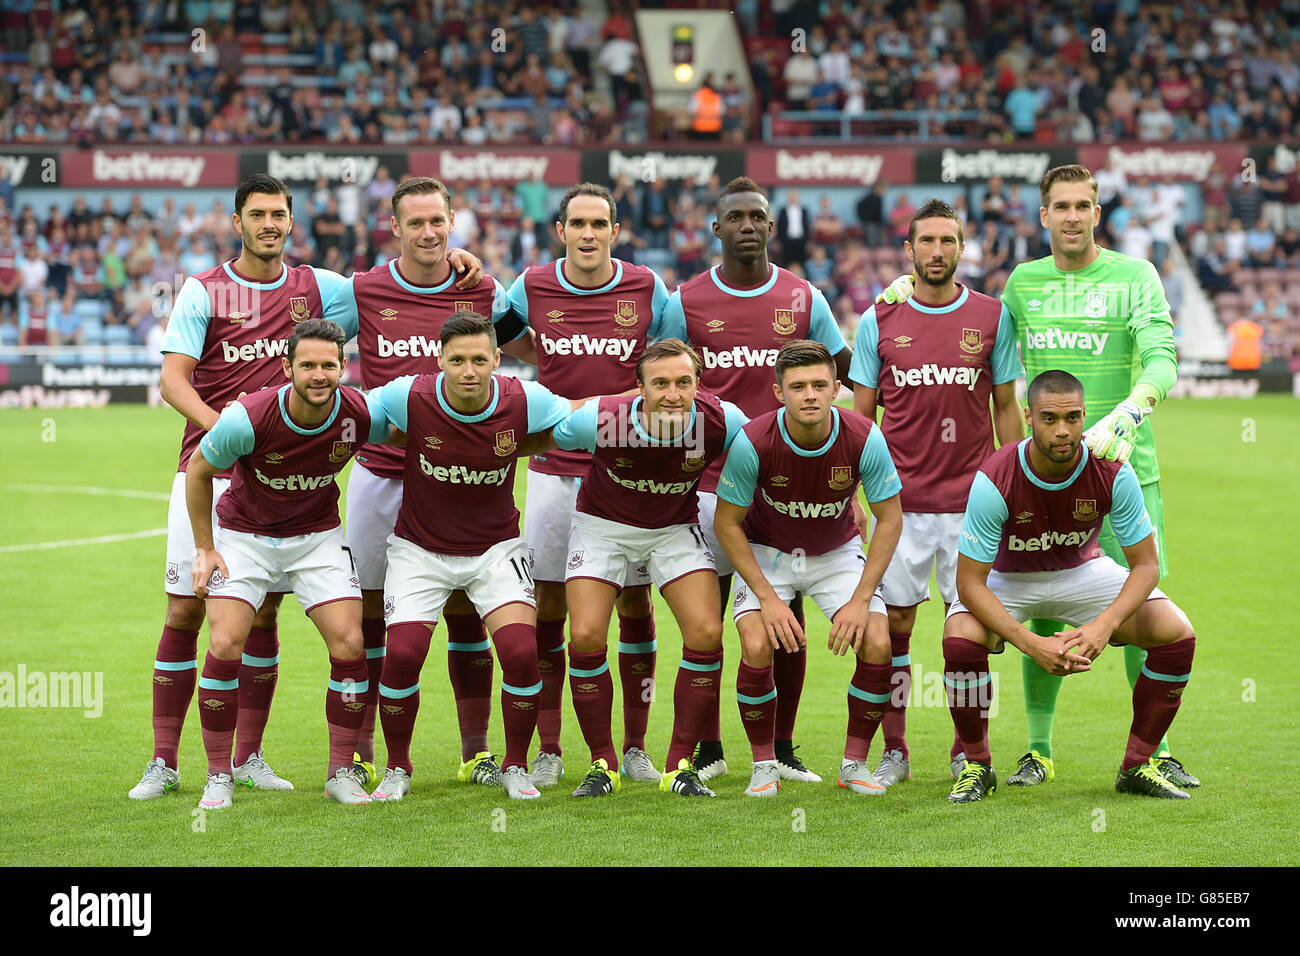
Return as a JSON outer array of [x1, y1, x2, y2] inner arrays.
[[860, 628, 891, 664], [207, 629, 245, 661], [334, 632, 363, 660], [383, 633, 427, 674], [567, 622, 608, 654], [887, 604, 917, 633], [683, 619, 723, 652], [165, 596, 205, 631], [535, 582, 567, 619], [251, 595, 281, 628], [615, 586, 653, 617]]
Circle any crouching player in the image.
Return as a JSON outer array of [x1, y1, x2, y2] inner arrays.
[[188, 319, 395, 809], [550, 339, 748, 798], [714, 341, 904, 797], [366, 313, 574, 802], [944, 370, 1196, 802]]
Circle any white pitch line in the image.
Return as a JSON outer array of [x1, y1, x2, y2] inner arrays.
[[0, 527, 168, 554], [0, 483, 170, 501]]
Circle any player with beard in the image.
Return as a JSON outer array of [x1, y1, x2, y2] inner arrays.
[[659, 176, 855, 785], [848, 199, 1023, 788], [506, 183, 672, 788], [328, 177, 534, 791], [132, 174, 481, 801]]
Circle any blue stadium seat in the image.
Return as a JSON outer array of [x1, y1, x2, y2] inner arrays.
[[80, 320, 105, 346], [0, 324, 18, 346]]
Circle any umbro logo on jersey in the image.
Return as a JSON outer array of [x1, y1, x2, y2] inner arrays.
[[1027, 299, 1042, 311], [379, 308, 398, 321], [615, 457, 634, 468], [892, 335, 913, 347], [1016, 511, 1034, 523], [424, 436, 442, 450], [769, 475, 789, 487], [265, 452, 285, 463], [228, 311, 248, 322], [707, 319, 725, 333], [547, 310, 565, 321]]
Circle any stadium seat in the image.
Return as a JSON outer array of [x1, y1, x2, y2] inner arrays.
[[0, 324, 18, 346], [80, 321, 105, 346]]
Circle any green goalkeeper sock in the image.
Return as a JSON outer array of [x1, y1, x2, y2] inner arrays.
[[1023, 619, 1066, 759], [1123, 643, 1172, 756]]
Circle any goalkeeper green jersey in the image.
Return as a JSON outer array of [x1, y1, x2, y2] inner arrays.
[[1000, 248, 1178, 484]]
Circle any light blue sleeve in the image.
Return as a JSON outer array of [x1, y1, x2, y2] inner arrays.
[[858, 425, 902, 502], [550, 398, 599, 451], [721, 401, 748, 450], [364, 391, 391, 443], [489, 276, 509, 322], [656, 289, 688, 342], [506, 270, 531, 329], [1110, 462, 1155, 546], [646, 272, 672, 338], [319, 273, 359, 341], [199, 402, 256, 470], [160, 277, 212, 359], [717, 430, 760, 507], [522, 379, 572, 433], [808, 285, 847, 353], [847, 306, 881, 388], [371, 374, 416, 433], [957, 472, 1009, 563], [991, 302, 1024, 385]]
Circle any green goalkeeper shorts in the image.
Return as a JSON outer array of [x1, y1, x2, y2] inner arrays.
[[1098, 480, 1168, 580]]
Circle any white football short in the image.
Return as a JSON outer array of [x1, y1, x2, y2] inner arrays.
[[566, 512, 716, 592], [524, 470, 650, 587], [875, 511, 963, 608], [344, 463, 404, 590], [165, 472, 289, 597], [206, 525, 360, 613], [383, 534, 536, 627], [732, 538, 886, 622], [945, 555, 1168, 637], [696, 490, 735, 577]]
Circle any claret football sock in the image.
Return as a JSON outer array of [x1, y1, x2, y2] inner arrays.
[[617, 613, 657, 754], [666, 646, 723, 770], [882, 630, 912, 759], [1123, 643, 1172, 757], [535, 618, 566, 755], [377, 623, 433, 775], [152, 625, 199, 768], [492, 622, 542, 771], [845, 661, 892, 762], [198, 653, 240, 775], [737, 661, 778, 762], [568, 648, 616, 769], [356, 616, 386, 763], [1123, 636, 1195, 771], [234, 625, 278, 767], [446, 611, 493, 761], [944, 637, 992, 765], [326, 654, 368, 778]]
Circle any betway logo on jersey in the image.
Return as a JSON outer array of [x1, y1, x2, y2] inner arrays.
[[702, 346, 778, 369], [92, 151, 205, 187], [419, 454, 510, 485], [760, 487, 848, 519], [1008, 530, 1092, 552], [254, 468, 334, 491], [605, 467, 694, 495], [222, 338, 289, 362], [538, 333, 634, 360], [890, 365, 983, 391], [377, 334, 440, 358], [1024, 329, 1109, 356]]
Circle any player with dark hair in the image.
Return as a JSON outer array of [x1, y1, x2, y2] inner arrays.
[[714, 341, 903, 798], [848, 197, 1023, 788], [550, 338, 748, 797], [186, 318, 395, 808], [132, 174, 482, 800], [943, 370, 1196, 802], [658, 175, 854, 785], [505, 181, 673, 787], [328, 175, 532, 790], [365, 313, 575, 802]]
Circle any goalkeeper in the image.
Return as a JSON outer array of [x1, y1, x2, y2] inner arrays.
[[879, 164, 1195, 789]]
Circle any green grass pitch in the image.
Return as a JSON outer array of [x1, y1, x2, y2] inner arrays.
[[0, 398, 1294, 866]]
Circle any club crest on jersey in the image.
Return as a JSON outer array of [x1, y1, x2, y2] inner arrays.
[[424, 436, 442, 451], [453, 300, 474, 313], [289, 296, 311, 321], [769, 475, 789, 487], [493, 429, 517, 457], [682, 451, 705, 472], [614, 300, 639, 327], [828, 465, 853, 490], [379, 308, 398, 321], [734, 585, 748, 606], [1073, 499, 1098, 522], [706, 319, 725, 333], [773, 309, 796, 335], [960, 328, 983, 354], [1083, 292, 1108, 318], [892, 335, 913, 347], [264, 451, 284, 463], [329, 440, 352, 463]]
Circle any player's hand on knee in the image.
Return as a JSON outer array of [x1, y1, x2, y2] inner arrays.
[[193, 548, 229, 600], [829, 603, 870, 657], [760, 597, 803, 653], [875, 273, 915, 306]]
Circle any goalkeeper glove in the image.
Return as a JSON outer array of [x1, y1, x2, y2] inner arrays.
[[1083, 400, 1150, 463], [875, 273, 915, 305]]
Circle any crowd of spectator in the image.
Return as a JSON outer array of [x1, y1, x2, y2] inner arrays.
[[1, 0, 651, 146]]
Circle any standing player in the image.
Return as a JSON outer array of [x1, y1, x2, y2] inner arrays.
[[660, 176, 854, 784], [132, 174, 481, 800], [187, 319, 394, 808], [714, 341, 903, 798], [506, 183, 672, 786], [849, 199, 1023, 787], [329, 176, 533, 789], [879, 165, 1193, 789], [365, 314, 574, 802], [943, 370, 1196, 802], [551, 339, 748, 797]]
